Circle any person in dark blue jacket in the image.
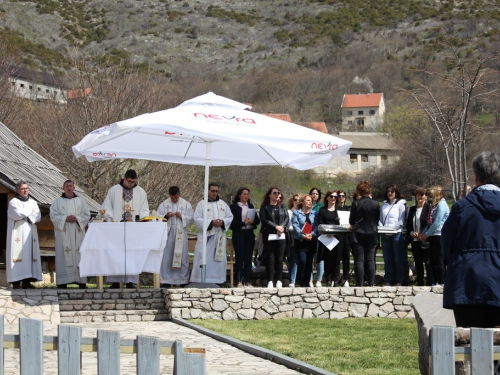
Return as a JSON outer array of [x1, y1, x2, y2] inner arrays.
[[441, 151, 500, 328]]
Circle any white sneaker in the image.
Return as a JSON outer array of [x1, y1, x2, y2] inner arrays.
[[276, 281, 283, 288], [316, 281, 322, 287], [289, 283, 295, 288], [309, 281, 314, 288], [267, 281, 274, 288], [343, 281, 350, 287]]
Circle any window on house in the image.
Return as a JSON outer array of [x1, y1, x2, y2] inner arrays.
[[29, 85, 33, 90], [358, 110, 364, 115], [361, 154, 368, 162], [347, 120, 353, 125], [370, 109, 375, 115], [381, 155, 388, 165], [356, 118, 364, 130], [20, 83, 24, 88], [350, 154, 357, 164], [347, 110, 353, 116], [46, 89, 50, 93], [38, 87, 41, 91]]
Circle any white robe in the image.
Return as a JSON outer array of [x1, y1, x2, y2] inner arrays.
[[50, 196, 90, 285], [102, 183, 150, 283], [6, 197, 42, 283], [157, 198, 194, 284], [190, 199, 233, 284]]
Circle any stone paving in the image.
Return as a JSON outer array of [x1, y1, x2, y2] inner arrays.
[[2, 320, 301, 375]]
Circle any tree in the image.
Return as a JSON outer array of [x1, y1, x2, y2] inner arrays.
[[405, 43, 500, 201]]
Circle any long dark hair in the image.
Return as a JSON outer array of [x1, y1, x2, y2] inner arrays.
[[233, 187, 251, 204], [384, 184, 403, 202], [309, 187, 322, 204], [262, 186, 279, 206]]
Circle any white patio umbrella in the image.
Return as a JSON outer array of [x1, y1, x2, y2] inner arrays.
[[73, 92, 352, 282]]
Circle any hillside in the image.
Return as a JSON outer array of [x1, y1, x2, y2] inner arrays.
[[1, 0, 500, 78]]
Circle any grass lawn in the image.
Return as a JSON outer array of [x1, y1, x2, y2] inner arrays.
[[192, 318, 419, 375]]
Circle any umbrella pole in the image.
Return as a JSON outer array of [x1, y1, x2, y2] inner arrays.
[[201, 143, 211, 283]]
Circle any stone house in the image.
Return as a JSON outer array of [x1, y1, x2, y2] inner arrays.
[[7, 66, 67, 104], [341, 93, 385, 131]]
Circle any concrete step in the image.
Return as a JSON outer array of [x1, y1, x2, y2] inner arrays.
[[60, 309, 168, 323]]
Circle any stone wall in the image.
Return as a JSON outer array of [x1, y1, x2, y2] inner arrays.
[[167, 285, 443, 320], [0, 289, 60, 324]]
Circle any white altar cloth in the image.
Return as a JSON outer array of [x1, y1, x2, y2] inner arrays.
[[79, 222, 168, 277]]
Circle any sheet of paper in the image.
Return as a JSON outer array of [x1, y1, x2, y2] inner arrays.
[[337, 211, 350, 225], [319, 234, 339, 251], [247, 208, 256, 221], [268, 233, 286, 241]]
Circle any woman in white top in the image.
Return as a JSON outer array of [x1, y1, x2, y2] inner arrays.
[[379, 184, 407, 286]]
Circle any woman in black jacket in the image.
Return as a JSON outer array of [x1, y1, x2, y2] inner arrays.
[[259, 186, 289, 288], [405, 187, 432, 286], [230, 187, 260, 288]]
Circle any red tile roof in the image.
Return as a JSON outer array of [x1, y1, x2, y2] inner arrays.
[[262, 113, 293, 122], [297, 122, 327, 134], [67, 87, 92, 100], [342, 93, 383, 108]]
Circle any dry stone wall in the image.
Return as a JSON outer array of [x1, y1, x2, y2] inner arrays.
[[167, 286, 444, 320]]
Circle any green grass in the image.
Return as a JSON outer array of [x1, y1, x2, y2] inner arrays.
[[191, 318, 419, 375]]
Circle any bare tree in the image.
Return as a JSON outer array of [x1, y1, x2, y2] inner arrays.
[[405, 44, 500, 201]]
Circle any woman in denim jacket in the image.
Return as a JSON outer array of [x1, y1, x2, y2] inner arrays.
[[420, 186, 449, 285], [292, 195, 318, 287]]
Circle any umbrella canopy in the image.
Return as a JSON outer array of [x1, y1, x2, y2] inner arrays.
[[73, 92, 351, 169], [73, 92, 352, 283]]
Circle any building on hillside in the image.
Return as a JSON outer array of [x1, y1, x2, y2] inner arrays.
[[7, 66, 67, 104], [0, 121, 100, 284], [313, 132, 400, 176], [341, 93, 385, 132]]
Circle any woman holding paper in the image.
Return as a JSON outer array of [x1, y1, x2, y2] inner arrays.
[[230, 187, 260, 288], [318, 190, 342, 287], [292, 195, 318, 288], [260, 187, 289, 288]]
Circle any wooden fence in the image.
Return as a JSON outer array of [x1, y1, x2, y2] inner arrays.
[[0, 315, 205, 375], [431, 325, 500, 375]]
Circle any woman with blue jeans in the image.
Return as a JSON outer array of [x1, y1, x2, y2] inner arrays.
[[292, 195, 318, 288], [286, 194, 301, 287], [379, 184, 406, 286], [420, 186, 449, 286]]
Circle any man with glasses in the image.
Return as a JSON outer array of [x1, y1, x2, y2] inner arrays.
[[102, 169, 150, 288], [6, 181, 42, 289], [190, 183, 233, 285]]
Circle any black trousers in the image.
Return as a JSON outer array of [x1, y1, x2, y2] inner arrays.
[[262, 235, 286, 282], [351, 242, 377, 286], [232, 230, 255, 283], [296, 239, 316, 287], [411, 240, 433, 286], [429, 236, 445, 284], [453, 304, 500, 328]]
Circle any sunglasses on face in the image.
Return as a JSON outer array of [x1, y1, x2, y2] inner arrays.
[[330, 195, 337, 198], [338, 195, 345, 198], [272, 191, 280, 195], [293, 198, 299, 201], [210, 190, 218, 193]]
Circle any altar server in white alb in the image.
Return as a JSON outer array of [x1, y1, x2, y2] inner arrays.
[[190, 183, 233, 284], [157, 186, 194, 286], [6, 181, 42, 289], [101, 169, 150, 288], [50, 180, 90, 289]]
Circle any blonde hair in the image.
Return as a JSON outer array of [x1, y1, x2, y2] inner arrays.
[[428, 185, 444, 201]]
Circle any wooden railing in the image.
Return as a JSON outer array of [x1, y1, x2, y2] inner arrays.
[[0, 315, 205, 374], [431, 325, 500, 374]]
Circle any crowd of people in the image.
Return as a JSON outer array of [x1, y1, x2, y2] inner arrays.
[[5, 151, 500, 328]]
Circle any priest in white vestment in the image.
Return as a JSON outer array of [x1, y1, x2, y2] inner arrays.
[[50, 180, 90, 288], [157, 186, 194, 286], [101, 169, 150, 288], [6, 181, 42, 289], [190, 183, 233, 284]]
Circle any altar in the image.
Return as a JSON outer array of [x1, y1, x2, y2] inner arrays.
[[79, 222, 168, 288]]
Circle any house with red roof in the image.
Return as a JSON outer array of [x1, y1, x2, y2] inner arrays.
[[341, 93, 385, 131]]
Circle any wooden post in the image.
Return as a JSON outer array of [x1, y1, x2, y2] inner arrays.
[[97, 276, 104, 289], [0, 314, 4, 375], [153, 274, 160, 289], [97, 330, 120, 375], [431, 326, 455, 375], [471, 328, 494, 375], [58, 325, 82, 375], [137, 335, 160, 375], [19, 317, 43, 375], [173, 340, 184, 375]]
